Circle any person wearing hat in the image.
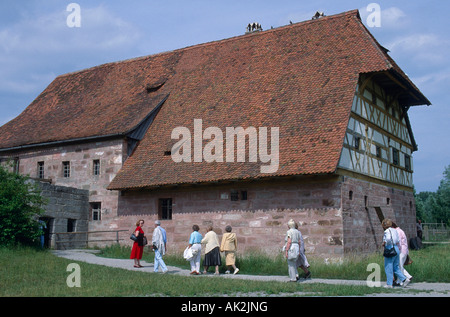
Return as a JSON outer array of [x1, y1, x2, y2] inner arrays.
[[152, 220, 168, 273]]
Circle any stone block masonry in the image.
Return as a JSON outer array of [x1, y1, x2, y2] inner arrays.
[[340, 176, 417, 254], [35, 180, 89, 249], [0, 138, 125, 233], [111, 174, 417, 260], [113, 176, 345, 259]]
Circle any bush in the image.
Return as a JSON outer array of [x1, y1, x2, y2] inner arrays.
[[0, 165, 46, 246]]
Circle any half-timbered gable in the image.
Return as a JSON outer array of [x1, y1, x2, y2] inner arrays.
[[338, 75, 419, 189]]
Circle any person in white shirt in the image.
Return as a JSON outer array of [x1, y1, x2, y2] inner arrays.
[[284, 219, 300, 282], [381, 219, 410, 288], [152, 220, 168, 273]]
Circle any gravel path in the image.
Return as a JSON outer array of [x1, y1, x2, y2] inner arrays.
[[53, 249, 450, 297]]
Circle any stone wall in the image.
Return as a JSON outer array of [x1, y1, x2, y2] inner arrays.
[[0, 138, 125, 230], [341, 176, 417, 254], [110, 175, 417, 259], [36, 181, 90, 249], [111, 176, 345, 259]]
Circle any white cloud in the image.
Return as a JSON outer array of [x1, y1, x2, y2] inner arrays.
[[388, 33, 440, 51], [380, 7, 407, 28], [0, 5, 141, 54], [0, 4, 142, 95], [387, 33, 449, 67], [360, 6, 409, 29]]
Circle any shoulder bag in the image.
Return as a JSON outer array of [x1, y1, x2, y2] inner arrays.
[[383, 229, 397, 258]]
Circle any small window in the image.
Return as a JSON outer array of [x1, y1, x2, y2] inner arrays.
[[376, 146, 381, 158], [159, 198, 172, 220], [93, 159, 100, 176], [37, 161, 45, 179], [230, 190, 239, 201], [354, 136, 360, 150], [387, 197, 390, 205], [90, 202, 101, 221], [67, 219, 76, 232], [364, 195, 368, 208], [349, 190, 353, 201], [405, 154, 411, 171], [392, 149, 399, 166], [164, 151, 171, 156], [63, 161, 70, 178], [371, 93, 377, 105], [13, 157, 19, 174], [241, 190, 248, 201]]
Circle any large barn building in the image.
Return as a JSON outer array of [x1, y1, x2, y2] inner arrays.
[[0, 10, 430, 258]]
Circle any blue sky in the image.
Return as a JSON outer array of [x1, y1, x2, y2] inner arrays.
[[0, 1, 448, 192]]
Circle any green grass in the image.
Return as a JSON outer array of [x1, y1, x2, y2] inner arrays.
[[98, 243, 450, 283], [0, 244, 447, 297]]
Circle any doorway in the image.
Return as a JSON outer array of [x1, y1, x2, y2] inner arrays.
[[39, 217, 54, 248]]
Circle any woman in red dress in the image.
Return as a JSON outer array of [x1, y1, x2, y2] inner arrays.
[[130, 219, 145, 267]]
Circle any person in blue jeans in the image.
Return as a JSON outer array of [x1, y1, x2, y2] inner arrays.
[[152, 220, 168, 273], [381, 219, 410, 288]]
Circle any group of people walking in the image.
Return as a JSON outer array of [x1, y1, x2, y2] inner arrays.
[[130, 217, 413, 287], [130, 220, 239, 275], [187, 224, 239, 275], [130, 219, 168, 273]]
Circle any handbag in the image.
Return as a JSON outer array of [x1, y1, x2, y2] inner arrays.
[[143, 236, 148, 246], [383, 246, 397, 257], [383, 229, 397, 258], [130, 233, 138, 242], [183, 246, 194, 261]]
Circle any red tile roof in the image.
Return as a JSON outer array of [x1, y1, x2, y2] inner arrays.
[[0, 54, 176, 149], [0, 10, 429, 189]]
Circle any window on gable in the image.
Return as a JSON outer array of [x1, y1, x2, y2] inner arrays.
[[354, 136, 360, 150], [376, 146, 381, 158], [405, 154, 411, 172], [392, 149, 399, 166]]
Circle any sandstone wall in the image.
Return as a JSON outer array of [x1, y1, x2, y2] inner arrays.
[[112, 177, 345, 259]]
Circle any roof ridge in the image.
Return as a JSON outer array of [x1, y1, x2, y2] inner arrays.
[[57, 9, 361, 79]]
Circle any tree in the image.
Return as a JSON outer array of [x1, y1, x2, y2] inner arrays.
[[415, 165, 450, 226], [434, 165, 450, 225], [0, 164, 46, 246]]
